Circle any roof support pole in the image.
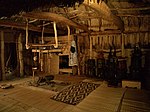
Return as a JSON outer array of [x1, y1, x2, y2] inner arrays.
[[90, 36, 93, 59], [0, 31, 5, 80], [41, 21, 45, 44], [53, 21, 58, 48], [121, 33, 125, 57], [18, 33, 24, 77], [67, 25, 70, 46], [25, 19, 30, 49]]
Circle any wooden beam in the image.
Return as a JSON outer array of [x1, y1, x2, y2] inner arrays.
[[79, 30, 121, 36], [0, 20, 64, 34], [0, 31, 5, 80], [78, 30, 150, 36], [32, 49, 62, 53], [83, 2, 124, 31], [0, 33, 2, 80], [90, 36, 92, 59], [23, 12, 89, 32], [111, 7, 150, 11], [30, 43, 55, 47], [121, 33, 125, 57], [117, 14, 150, 17], [18, 33, 24, 77]]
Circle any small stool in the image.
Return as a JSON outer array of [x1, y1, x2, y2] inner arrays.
[[32, 67, 38, 82], [122, 80, 141, 89]]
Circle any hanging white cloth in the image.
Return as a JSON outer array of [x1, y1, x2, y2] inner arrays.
[[69, 40, 78, 66]]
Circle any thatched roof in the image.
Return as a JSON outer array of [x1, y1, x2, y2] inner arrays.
[[0, 0, 84, 17], [0, 0, 150, 18], [0, 0, 149, 35]]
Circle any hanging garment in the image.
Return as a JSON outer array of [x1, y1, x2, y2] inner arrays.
[[69, 40, 78, 66]]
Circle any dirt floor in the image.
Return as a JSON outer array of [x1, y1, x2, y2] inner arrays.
[[0, 74, 102, 112], [0, 74, 150, 112]]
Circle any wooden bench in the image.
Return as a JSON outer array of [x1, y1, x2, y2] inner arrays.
[[122, 80, 141, 89], [59, 68, 73, 75]]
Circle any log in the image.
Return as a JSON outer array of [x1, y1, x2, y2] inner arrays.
[[23, 12, 89, 32], [0, 31, 5, 80]]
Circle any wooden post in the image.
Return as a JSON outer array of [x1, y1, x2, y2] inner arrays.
[[25, 19, 30, 49], [67, 25, 70, 47], [18, 33, 24, 77], [0, 54, 1, 80], [53, 21, 58, 48], [76, 36, 81, 76], [121, 33, 125, 57], [90, 36, 93, 59], [1, 31, 5, 80], [42, 21, 45, 44]]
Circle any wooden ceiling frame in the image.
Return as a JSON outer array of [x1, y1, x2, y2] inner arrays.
[[0, 20, 65, 34], [22, 12, 90, 32], [83, 2, 124, 31]]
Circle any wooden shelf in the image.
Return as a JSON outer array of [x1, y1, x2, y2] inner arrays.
[[32, 49, 62, 53]]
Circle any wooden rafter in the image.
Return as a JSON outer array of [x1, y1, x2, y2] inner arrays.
[[22, 12, 89, 32], [110, 6, 150, 11], [0, 20, 65, 34], [83, 2, 124, 31], [78, 30, 150, 36]]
